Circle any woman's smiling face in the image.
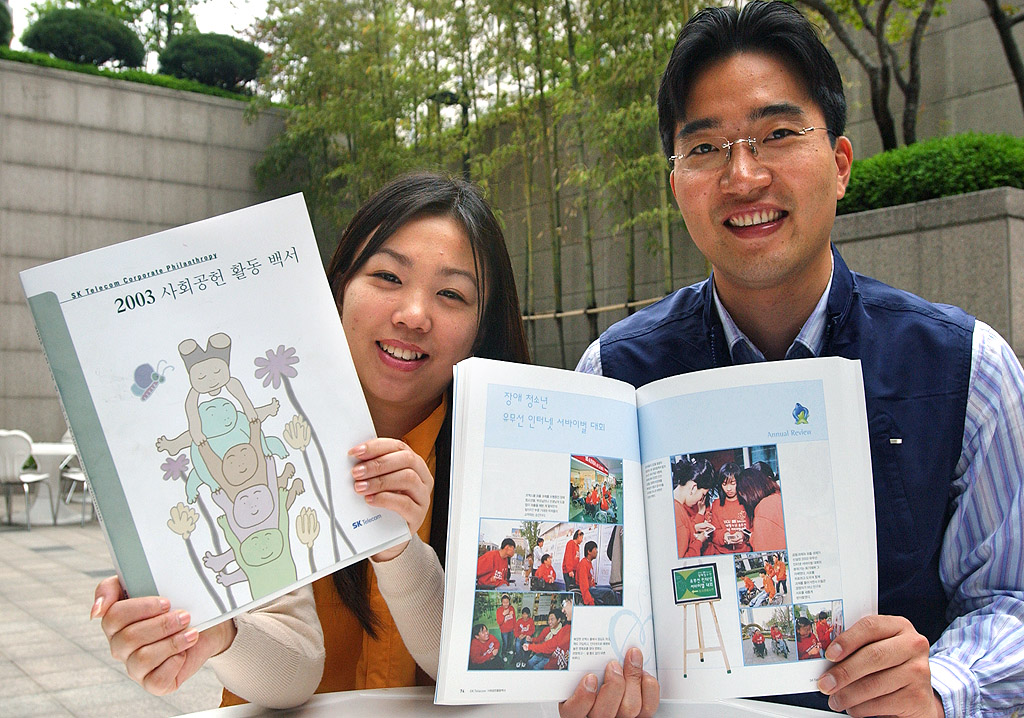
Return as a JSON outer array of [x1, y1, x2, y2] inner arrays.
[[340, 214, 482, 437]]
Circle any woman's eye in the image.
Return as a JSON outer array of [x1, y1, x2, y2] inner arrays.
[[439, 289, 467, 302], [372, 271, 400, 284]]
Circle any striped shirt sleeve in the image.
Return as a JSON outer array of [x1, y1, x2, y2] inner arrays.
[[930, 320, 1024, 717]]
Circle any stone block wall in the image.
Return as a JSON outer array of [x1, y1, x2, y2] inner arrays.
[[1, 60, 284, 441]]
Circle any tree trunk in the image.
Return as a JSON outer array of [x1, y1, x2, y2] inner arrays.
[[982, 0, 1024, 118]]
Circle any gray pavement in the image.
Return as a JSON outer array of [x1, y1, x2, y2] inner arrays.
[[0, 520, 223, 717]]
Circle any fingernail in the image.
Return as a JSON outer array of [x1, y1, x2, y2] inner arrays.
[[90, 596, 103, 620], [177, 610, 191, 628], [610, 661, 623, 676], [365, 494, 375, 504], [629, 649, 643, 668], [349, 444, 366, 457], [584, 674, 598, 692], [828, 695, 841, 711], [817, 673, 836, 694], [182, 629, 199, 645], [158, 597, 171, 612], [354, 481, 367, 493], [825, 643, 842, 661], [352, 465, 366, 479]]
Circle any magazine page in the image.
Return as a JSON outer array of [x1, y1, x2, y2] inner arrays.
[[634, 357, 876, 701], [19, 195, 409, 631], [436, 358, 655, 704]]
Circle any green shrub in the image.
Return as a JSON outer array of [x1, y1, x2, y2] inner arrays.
[[839, 133, 1024, 215], [1, 0, 13, 47], [158, 33, 263, 93], [21, 8, 144, 67]]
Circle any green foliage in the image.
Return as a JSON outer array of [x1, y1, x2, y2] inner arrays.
[[838, 133, 1024, 214], [1, 0, 13, 47], [158, 33, 262, 92], [21, 7, 144, 67], [0, 45, 251, 101]]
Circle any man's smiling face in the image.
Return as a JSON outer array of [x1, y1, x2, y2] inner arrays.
[[669, 51, 852, 302]]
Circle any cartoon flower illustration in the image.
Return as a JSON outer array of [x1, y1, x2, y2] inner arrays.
[[254, 345, 299, 389], [168, 502, 199, 539], [283, 415, 311, 451], [296, 506, 320, 573], [161, 454, 190, 482], [255, 346, 355, 562], [168, 502, 226, 613]]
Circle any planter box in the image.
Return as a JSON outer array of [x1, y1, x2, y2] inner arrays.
[[835, 187, 1024, 360]]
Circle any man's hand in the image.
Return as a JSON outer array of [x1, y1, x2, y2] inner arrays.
[[559, 647, 658, 718], [816, 615, 944, 717]]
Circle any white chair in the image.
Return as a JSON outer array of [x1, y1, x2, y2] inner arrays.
[[58, 453, 91, 527], [0, 430, 55, 530]]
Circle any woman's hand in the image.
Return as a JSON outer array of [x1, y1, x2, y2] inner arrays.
[[560, 647, 659, 718], [93, 576, 236, 695], [350, 438, 433, 562]]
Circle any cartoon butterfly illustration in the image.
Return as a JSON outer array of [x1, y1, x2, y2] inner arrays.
[[132, 361, 172, 400]]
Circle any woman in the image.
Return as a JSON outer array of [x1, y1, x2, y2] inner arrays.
[[92, 173, 657, 716], [735, 466, 786, 552], [704, 461, 751, 554]]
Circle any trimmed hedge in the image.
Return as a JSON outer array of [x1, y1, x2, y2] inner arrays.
[[839, 133, 1024, 215], [159, 33, 263, 93], [22, 7, 144, 67], [0, 46, 251, 101]]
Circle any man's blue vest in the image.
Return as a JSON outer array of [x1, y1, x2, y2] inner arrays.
[[600, 247, 974, 711]]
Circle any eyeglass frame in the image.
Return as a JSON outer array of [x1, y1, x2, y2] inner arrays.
[[668, 126, 836, 171]]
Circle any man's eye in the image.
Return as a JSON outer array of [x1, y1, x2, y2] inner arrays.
[[764, 127, 799, 142], [687, 142, 719, 156]]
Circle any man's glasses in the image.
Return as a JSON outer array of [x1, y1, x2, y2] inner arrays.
[[669, 125, 834, 172]]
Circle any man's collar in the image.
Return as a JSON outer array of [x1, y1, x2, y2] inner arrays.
[[711, 254, 835, 363]]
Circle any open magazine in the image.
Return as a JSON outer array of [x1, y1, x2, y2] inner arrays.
[[436, 357, 877, 703], [19, 195, 409, 631]]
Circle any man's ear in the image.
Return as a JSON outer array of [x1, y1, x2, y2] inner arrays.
[[834, 136, 853, 200]]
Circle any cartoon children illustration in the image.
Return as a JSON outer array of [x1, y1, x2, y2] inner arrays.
[[179, 334, 257, 443]]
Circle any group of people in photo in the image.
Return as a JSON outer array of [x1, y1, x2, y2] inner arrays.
[[673, 452, 786, 559], [736, 552, 789, 608], [795, 607, 839, 661], [469, 593, 574, 671], [568, 455, 622, 524]]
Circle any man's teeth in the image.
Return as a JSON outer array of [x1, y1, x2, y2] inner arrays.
[[728, 210, 782, 227], [380, 342, 424, 361]]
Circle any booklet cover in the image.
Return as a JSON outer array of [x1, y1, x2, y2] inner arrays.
[[436, 357, 877, 703], [19, 195, 409, 631]]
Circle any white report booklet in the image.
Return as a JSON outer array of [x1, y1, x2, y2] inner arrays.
[[436, 356, 877, 703]]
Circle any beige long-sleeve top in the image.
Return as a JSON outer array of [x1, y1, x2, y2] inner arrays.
[[207, 532, 444, 709]]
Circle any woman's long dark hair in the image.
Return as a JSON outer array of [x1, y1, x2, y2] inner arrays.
[[325, 172, 530, 638], [735, 467, 779, 525]]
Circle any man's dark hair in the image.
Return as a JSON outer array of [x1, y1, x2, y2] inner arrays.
[[501, 538, 516, 549], [584, 540, 598, 555], [537, 537, 544, 545], [573, 529, 584, 540], [657, 0, 846, 159], [541, 553, 551, 563]]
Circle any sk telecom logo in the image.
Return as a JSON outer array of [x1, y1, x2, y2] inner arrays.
[[792, 403, 810, 425]]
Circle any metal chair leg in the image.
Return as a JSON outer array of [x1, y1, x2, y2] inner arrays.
[[23, 483, 31, 531]]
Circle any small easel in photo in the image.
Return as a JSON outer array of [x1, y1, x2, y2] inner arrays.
[[673, 563, 732, 677]]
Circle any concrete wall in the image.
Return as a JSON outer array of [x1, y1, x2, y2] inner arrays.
[[835, 186, 1024, 361], [1, 59, 284, 441]]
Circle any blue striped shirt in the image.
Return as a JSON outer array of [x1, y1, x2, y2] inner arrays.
[[576, 280, 1024, 717]]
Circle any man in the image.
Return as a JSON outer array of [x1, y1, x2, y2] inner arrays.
[[468, 623, 502, 670], [671, 458, 716, 557], [476, 538, 515, 589], [532, 537, 545, 576], [577, 2, 1024, 715], [577, 540, 618, 606], [561, 530, 584, 590]]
